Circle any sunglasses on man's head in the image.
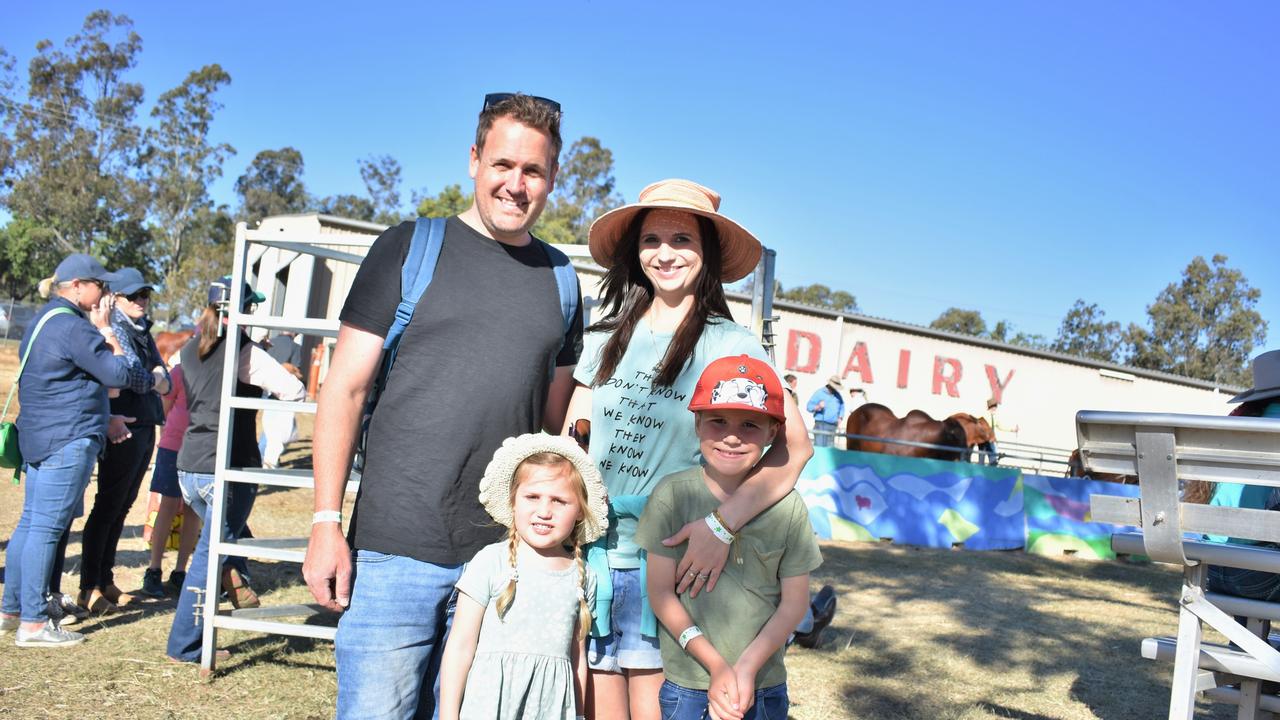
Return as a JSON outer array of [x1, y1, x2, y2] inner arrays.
[[483, 93, 561, 114], [126, 290, 152, 301]]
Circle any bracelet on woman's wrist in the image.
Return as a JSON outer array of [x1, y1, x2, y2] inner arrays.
[[704, 512, 735, 544]]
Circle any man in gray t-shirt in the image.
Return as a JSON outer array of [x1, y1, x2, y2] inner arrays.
[[302, 93, 582, 719]]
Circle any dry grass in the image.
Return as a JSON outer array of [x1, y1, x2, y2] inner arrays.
[[0, 342, 1235, 719]]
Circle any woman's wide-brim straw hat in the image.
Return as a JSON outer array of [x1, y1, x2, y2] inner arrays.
[[587, 178, 763, 283], [478, 434, 609, 545], [1229, 350, 1280, 404]]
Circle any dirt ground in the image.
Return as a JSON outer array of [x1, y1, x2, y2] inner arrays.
[[0, 341, 1233, 719]]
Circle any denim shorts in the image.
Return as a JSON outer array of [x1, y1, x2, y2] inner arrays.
[[659, 680, 789, 720], [149, 447, 181, 497], [588, 567, 663, 672]]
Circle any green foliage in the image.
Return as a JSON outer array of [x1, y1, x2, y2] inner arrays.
[[159, 207, 235, 326], [534, 137, 623, 244], [318, 193, 376, 222], [777, 283, 858, 313], [143, 64, 236, 324], [415, 183, 472, 219], [1051, 300, 1123, 362], [1126, 254, 1267, 385], [0, 11, 148, 261], [930, 307, 987, 336], [358, 154, 404, 225], [234, 147, 310, 225], [0, 218, 62, 300]]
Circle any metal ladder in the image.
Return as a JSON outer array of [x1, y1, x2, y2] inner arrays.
[[199, 220, 374, 674]]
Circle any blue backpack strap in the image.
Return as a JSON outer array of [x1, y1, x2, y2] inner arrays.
[[369, 217, 446, 412], [539, 241, 580, 384]]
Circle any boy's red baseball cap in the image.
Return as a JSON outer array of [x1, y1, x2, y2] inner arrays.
[[688, 354, 786, 422]]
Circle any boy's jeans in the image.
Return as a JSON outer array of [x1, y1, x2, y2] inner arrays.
[[659, 680, 789, 720]]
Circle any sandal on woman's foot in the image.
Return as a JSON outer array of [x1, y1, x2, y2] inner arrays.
[[221, 568, 260, 609], [81, 589, 119, 616], [101, 584, 134, 607]]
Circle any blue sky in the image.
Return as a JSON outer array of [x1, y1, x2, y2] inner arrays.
[[5, 1, 1277, 353]]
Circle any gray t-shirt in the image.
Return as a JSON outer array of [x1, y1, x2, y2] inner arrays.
[[340, 217, 583, 564]]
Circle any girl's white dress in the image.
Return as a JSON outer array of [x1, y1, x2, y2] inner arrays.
[[457, 541, 596, 720]]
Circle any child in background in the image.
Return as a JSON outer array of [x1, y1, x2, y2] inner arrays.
[[636, 355, 822, 720], [440, 434, 609, 720], [140, 360, 201, 598]]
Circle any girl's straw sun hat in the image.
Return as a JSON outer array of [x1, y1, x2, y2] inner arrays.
[[587, 178, 763, 283], [478, 433, 609, 544]]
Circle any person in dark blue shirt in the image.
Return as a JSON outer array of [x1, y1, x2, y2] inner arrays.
[[78, 268, 171, 611], [1, 254, 142, 648]]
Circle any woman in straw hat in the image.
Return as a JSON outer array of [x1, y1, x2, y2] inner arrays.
[[562, 179, 812, 719]]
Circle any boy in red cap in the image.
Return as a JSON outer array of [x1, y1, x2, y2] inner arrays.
[[634, 355, 822, 720]]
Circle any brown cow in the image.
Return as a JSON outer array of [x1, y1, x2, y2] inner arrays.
[[845, 403, 969, 460], [154, 329, 195, 363], [1065, 449, 1135, 483]]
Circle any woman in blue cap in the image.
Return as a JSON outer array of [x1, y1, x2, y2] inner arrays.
[[1, 254, 148, 648], [77, 268, 172, 612]]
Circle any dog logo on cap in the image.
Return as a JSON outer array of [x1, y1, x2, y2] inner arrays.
[[710, 377, 769, 411]]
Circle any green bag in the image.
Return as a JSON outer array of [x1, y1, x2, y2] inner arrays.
[[2, 307, 76, 483]]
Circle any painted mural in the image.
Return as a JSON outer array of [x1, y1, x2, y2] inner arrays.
[[1023, 474, 1141, 560], [798, 448, 1025, 550]]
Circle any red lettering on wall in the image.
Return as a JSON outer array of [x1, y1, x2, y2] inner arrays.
[[932, 356, 963, 397], [842, 342, 874, 384], [785, 330, 821, 373], [897, 349, 911, 388], [985, 365, 1015, 404]]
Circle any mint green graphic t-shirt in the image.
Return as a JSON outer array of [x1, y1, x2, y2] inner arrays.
[[573, 319, 776, 568]]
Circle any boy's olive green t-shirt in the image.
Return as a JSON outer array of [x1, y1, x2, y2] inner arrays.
[[634, 467, 823, 690]]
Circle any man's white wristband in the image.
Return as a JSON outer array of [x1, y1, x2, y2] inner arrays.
[[313, 510, 343, 525], [704, 513, 735, 544], [678, 625, 704, 650]]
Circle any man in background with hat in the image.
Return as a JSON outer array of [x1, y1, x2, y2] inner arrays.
[[806, 375, 846, 447], [303, 93, 582, 718]]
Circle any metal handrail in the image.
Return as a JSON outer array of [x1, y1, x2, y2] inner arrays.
[[810, 426, 1076, 474]]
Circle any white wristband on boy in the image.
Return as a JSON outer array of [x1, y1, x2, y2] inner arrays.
[[678, 625, 704, 650], [312, 510, 343, 525]]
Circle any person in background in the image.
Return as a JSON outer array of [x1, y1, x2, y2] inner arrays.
[[782, 374, 798, 402], [77, 268, 171, 614], [166, 276, 305, 663], [260, 330, 303, 469], [1202, 351, 1280, 608], [140, 359, 201, 598], [1, 254, 143, 647], [806, 376, 845, 448], [980, 397, 1019, 466]]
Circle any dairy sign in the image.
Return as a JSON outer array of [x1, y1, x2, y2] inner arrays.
[[784, 328, 1015, 405], [746, 304, 1230, 452]]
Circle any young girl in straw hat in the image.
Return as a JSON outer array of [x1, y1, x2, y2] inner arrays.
[[562, 179, 813, 719], [439, 434, 609, 720]]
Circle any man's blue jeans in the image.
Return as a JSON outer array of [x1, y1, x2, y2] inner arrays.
[[659, 680, 789, 720], [813, 421, 837, 448], [335, 550, 463, 720], [165, 471, 257, 661], [2, 436, 100, 623]]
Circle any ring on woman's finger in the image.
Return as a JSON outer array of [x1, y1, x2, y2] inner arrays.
[[697, 573, 709, 579]]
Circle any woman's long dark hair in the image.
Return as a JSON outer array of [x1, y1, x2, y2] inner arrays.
[[589, 209, 734, 388]]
